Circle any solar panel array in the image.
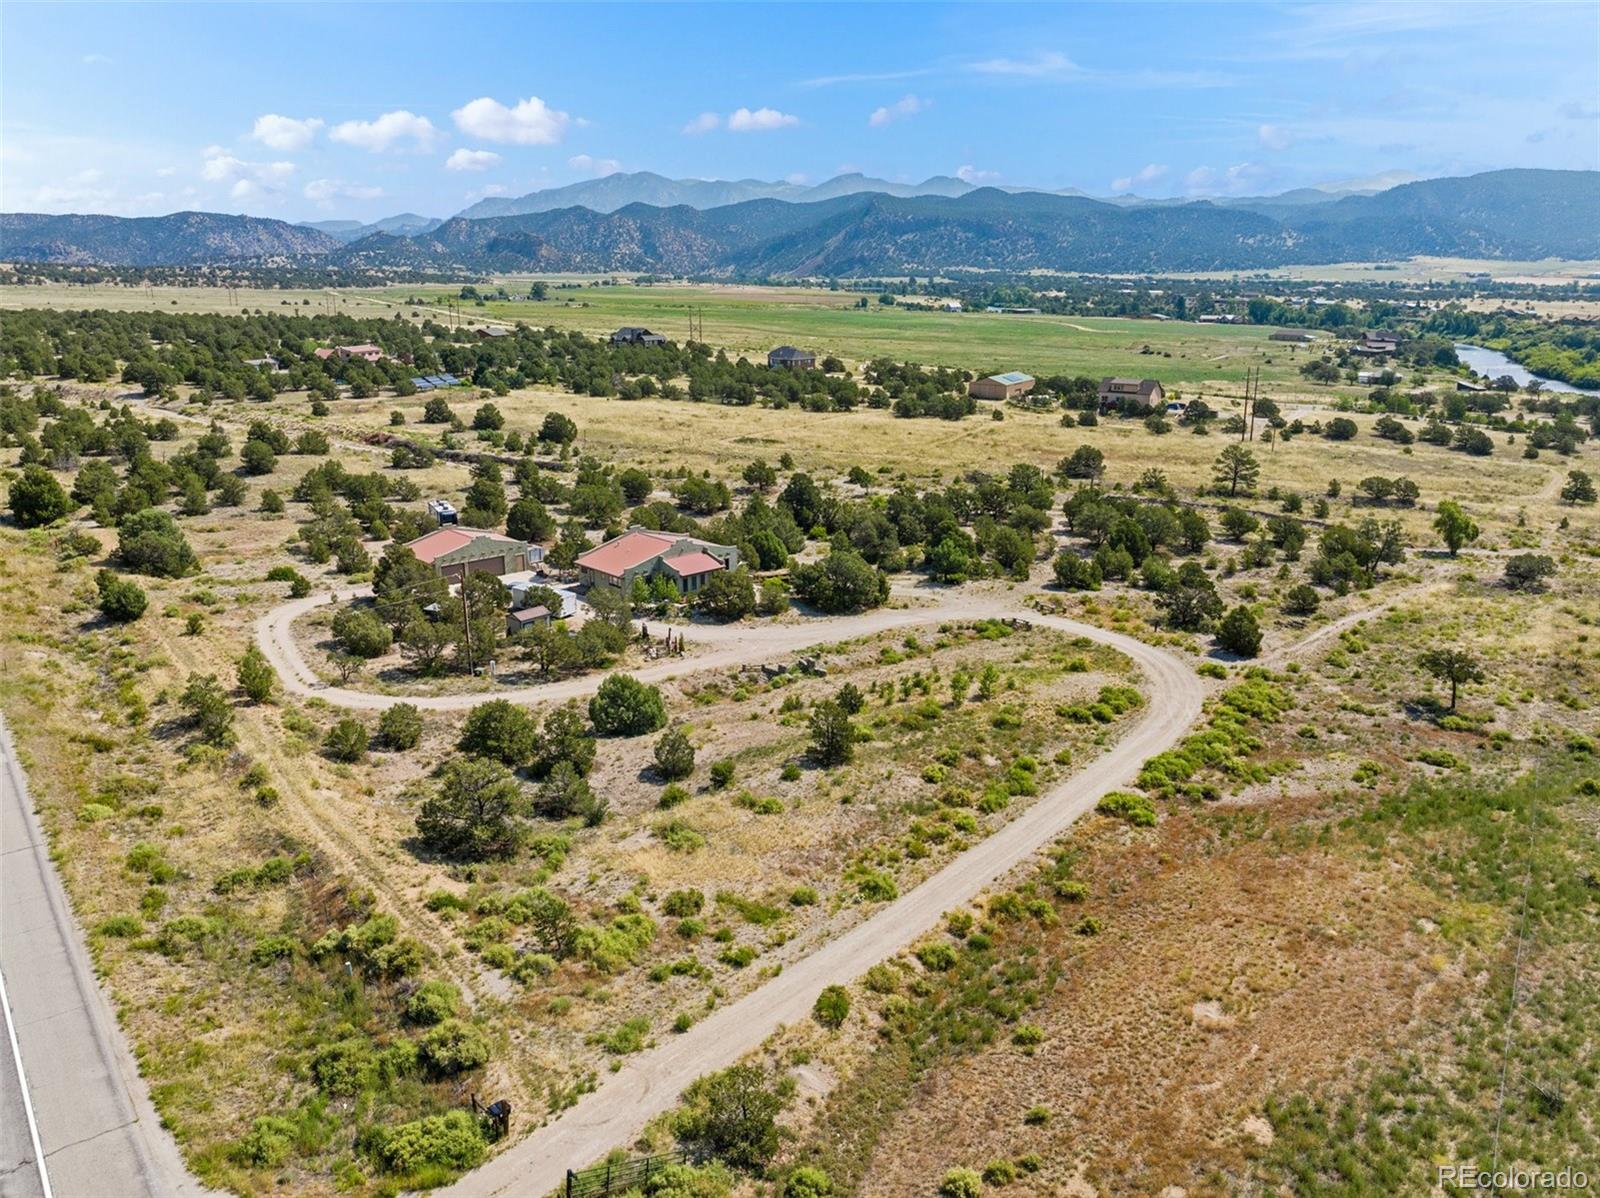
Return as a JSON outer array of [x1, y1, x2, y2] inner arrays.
[[409, 373, 463, 392]]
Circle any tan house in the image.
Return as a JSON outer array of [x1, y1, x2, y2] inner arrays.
[[1097, 377, 1166, 412], [576, 527, 738, 596], [968, 372, 1035, 401], [405, 527, 538, 583]]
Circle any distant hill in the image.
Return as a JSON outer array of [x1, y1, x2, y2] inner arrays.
[[0, 210, 341, 265], [454, 171, 983, 219], [9, 170, 1597, 274], [336, 171, 1600, 276], [299, 213, 442, 243]]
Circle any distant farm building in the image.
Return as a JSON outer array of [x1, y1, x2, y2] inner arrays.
[[1357, 370, 1400, 386], [940, 300, 963, 312], [475, 326, 512, 339], [1197, 314, 1246, 325], [1097, 377, 1166, 412], [768, 346, 817, 370], [1269, 331, 1316, 343], [576, 528, 738, 596], [984, 306, 1041, 315], [406, 527, 540, 583], [610, 327, 668, 347], [1456, 378, 1490, 392], [1356, 332, 1402, 355], [968, 372, 1036, 401], [242, 356, 281, 369]]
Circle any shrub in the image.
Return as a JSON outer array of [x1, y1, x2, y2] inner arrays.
[[417, 758, 526, 861], [590, 674, 667, 737], [1052, 552, 1102, 591], [808, 700, 855, 766], [784, 1167, 834, 1198], [376, 702, 423, 750], [96, 570, 147, 622], [418, 1018, 490, 1075], [323, 717, 368, 762], [1282, 583, 1321, 616], [916, 942, 958, 970], [1023, 1105, 1051, 1125], [406, 980, 461, 1026], [939, 1168, 983, 1198], [1215, 605, 1262, 658], [655, 819, 705, 852], [654, 726, 696, 780], [331, 607, 392, 659], [661, 889, 704, 917], [458, 699, 537, 765], [115, 509, 197, 577], [813, 984, 850, 1028], [364, 1110, 486, 1176], [659, 783, 691, 809], [235, 1115, 297, 1167], [237, 645, 274, 703], [1097, 791, 1157, 826], [708, 759, 735, 789], [9, 465, 74, 527], [981, 1160, 1016, 1186], [673, 1065, 782, 1171]]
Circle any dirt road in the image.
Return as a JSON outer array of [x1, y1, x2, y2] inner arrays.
[[259, 584, 1039, 712], [419, 611, 1203, 1197]]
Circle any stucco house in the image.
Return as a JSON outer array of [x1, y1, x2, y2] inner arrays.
[[575, 527, 738, 596]]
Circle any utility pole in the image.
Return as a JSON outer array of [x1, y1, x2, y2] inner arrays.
[[459, 576, 473, 676]]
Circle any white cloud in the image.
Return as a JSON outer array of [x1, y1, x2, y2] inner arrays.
[[446, 148, 502, 172], [1257, 123, 1294, 151], [329, 110, 437, 152], [568, 153, 621, 177], [1184, 162, 1268, 196], [868, 94, 929, 128], [727, 107, 800, 132], [201, 147, 295, 193], [304, 178, 385, 204], [1110, 163, 1169, 193], [252, 114, 324, 151], [956, 164, 1001, 184], [681, 112, 721, 135], [452, 95, 571, 145], [785, 172, 810, 186], [81, 53, 112, 65], [969, 51, 1078, 78]]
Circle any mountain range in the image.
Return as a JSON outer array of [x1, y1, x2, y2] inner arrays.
[[3, 170, 1595, 275]]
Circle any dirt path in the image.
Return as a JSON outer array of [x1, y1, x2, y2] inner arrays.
[[429, 611, 1202, 1197], [260, 585, 1007, 712]]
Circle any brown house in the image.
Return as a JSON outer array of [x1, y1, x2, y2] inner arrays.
[[968, 372, 1035, 401]]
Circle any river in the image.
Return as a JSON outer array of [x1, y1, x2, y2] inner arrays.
[[1453, 343, 1590, 394]]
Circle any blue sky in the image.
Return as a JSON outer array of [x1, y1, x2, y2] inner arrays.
[[3, 1, 1597, 222]]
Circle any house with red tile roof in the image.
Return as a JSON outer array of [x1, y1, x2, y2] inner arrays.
[[405, 526, 539, 582], [575, 527, 737, 596], [314, 343, 386, 363]]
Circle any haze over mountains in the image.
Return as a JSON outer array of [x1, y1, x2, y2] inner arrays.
[[2, 169, 1596, 275]]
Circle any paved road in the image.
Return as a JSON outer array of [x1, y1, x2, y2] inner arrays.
[[0, 716, 215, 1198], [0, 959, 47, 1198], [436, 612, 1204, 1198]]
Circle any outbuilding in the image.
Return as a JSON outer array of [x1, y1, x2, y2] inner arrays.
[[767, 346, 817, 371], [405, 527, 538, 582], [968, 372, 1035, 401]]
